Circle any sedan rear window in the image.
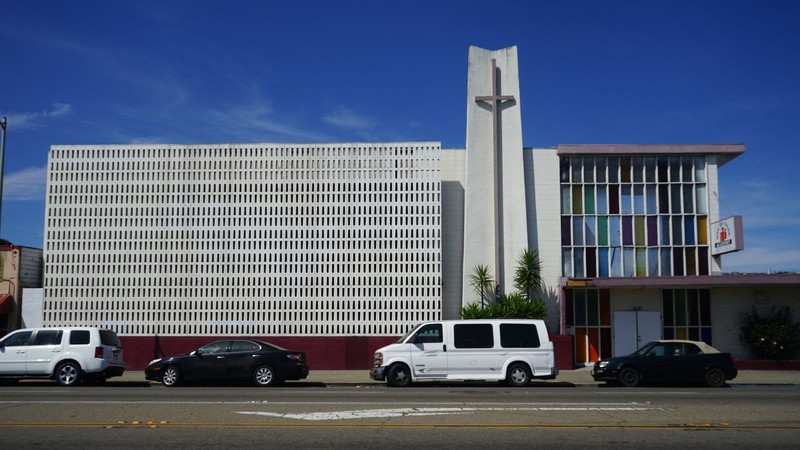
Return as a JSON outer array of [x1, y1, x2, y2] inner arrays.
[[230, 341, 260, 352]]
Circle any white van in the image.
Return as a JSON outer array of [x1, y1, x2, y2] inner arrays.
[[0, 328, 125, 386], [369, 319, 558, 387]]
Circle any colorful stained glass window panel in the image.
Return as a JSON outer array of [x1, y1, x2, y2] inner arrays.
[[636, 248, 647, 276], [600, 290, 611, 325], [610, 217, 621, 246], [585, 216, 596, 245], [647, 216, 658, 246], [622, 216, 633, 245], [698, 247, 709, 275], [621, 186, 632, 214], [623, 248, 634, 277], [597, 186, 608, 214], [609, 185, 619, 214], [684, 216, 695, 245], [648, 248, 659, 275], [685, 248, 697, 276], [586, 247, 597, 277], [646, 184, 657, 213], [584, 186, 595, 214], [610, 247, 622, 276], [598, 247, 609, 277], [671, 184, 681, 213], [621, 156, 631, 183], [634, 216, 645, 246], [572, 186, 582, 214], [598, 217, 608, 246]]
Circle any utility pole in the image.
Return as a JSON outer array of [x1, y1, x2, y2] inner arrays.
[[0, 117, 6, 236]]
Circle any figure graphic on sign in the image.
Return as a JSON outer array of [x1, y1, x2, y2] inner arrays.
[[719, 226, 727, 243]]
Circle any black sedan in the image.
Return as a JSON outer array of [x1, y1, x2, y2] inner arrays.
[[591, 340, 738, 387], [145, 340, 309, 387]]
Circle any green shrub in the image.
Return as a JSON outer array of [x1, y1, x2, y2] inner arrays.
[[739, 306, 800, 360], [460, 292, 547, 320], [460, 302, 488, 319]]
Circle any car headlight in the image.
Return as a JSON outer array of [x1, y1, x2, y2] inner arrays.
[[147, 358, 162, 366], [597, 361, 609, 368]]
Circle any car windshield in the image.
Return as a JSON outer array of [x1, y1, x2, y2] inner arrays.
[[634, 342, 658, 356], [397, 324, 423, 343]]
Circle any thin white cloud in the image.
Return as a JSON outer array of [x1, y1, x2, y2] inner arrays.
[[3, 103, 71, 130], [322, 106, 375, 129], [201, 101, 331, 142], [3, 166, 47, 201], [130, 136, 169, 145]]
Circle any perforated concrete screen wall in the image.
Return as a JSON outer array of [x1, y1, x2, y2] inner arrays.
[[43, 143, 442, 336]]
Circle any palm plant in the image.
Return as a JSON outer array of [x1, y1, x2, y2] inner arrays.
[[514, 248, 543, 300], [468, 264, 494, 309]]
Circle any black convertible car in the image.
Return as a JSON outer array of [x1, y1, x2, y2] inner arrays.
[[145, 339, 309, 387], [591, 340, 738, 387]]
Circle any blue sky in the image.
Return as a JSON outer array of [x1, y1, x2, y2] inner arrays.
[[1, 0, 798, 273]]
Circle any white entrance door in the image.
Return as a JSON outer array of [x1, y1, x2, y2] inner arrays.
[[613, 311, 662, 356]]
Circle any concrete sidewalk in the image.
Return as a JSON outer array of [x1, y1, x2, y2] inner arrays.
[[118, 367, 800, 386]]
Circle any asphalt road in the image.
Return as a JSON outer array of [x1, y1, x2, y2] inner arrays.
[[1, 381, 799, 448]]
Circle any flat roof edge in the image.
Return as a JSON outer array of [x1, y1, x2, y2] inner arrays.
[[556, 143, 746, 157]]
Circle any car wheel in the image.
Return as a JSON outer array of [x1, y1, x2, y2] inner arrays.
[[505, 363, 531, 387], [55, 361, 82, 386], [253, 365, 277, 387], [386, 364, 411, 387], [705, 368, 726, 387], [618, 367, 640, 387], [161, 365, 181, 387]]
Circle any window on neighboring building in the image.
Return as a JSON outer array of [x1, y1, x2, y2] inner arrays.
[[662, 288, 713, 344], [565, 289, 612, 362]]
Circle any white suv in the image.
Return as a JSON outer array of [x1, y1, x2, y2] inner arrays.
[[0, 328, 126, 386]]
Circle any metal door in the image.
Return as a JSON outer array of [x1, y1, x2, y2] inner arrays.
[[613, 311, 661, 356]]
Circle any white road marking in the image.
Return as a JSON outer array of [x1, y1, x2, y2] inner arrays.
[[235, 406, 670, 421]]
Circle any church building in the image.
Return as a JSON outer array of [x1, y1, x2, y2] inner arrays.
[[38, 46, 799, 370]]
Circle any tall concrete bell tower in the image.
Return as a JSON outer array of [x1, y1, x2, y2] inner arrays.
[[462, 45, 528, 305]]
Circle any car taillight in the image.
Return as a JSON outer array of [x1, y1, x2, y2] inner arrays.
[[94, 347, 104, 358], [287, 353, 305, 363]]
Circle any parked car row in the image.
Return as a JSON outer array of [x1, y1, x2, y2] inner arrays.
[[1, 323, 737, 387]]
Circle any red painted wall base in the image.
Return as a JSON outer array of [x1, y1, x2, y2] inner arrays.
[[735, 360, 800, 370], [120, 335, 577, 371]]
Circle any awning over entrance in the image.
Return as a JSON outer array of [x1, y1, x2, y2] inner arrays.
[[0, 294, 13, 314], [563, 273, 800, 289]]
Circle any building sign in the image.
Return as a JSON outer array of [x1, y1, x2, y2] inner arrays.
[[711, 215, 744, 256]]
